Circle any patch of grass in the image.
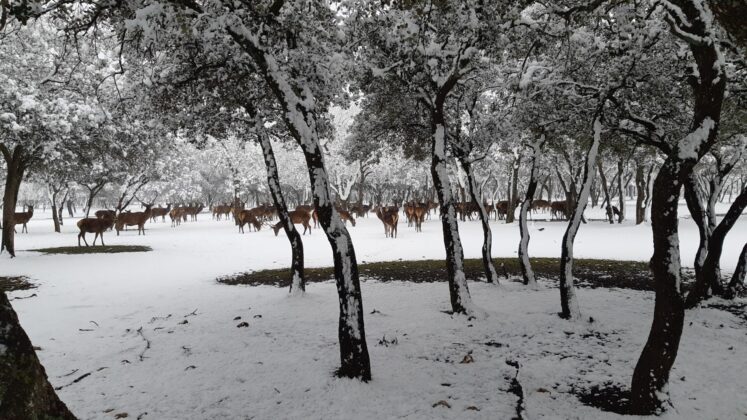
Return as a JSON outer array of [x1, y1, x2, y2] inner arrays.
[[33, 245, 152, 255], [217, 257, 683, 291], [0, 276, 36, 293]]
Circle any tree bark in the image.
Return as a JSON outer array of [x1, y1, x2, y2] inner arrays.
[[0, 291, 76, 419], [597, 160, 614, 224], [461, 158, 499, 284], [726, 243, 747, 298], [559, 118, 601, 320], [635, 161, 647, 224], [1, 145, 26, 258], [519, 135, 545, 287], [230, 29, 371, 380], [631, 2, 726, 409], [686, 185, 747, 307], [617, 158, 625, 223], [253, 118, 305, 294], [506, 156, 521, 223]]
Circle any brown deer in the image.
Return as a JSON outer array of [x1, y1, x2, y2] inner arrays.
[[495, 201, 509, 220], [551, 200, 569, 220], [77, 215, 116, 246], [413, 204, 427, 232], [531, 199, 551, 213], [295, 205, 318, 228], [13, 204, 34, 233], [375, 206, 399, 238], [116, 204, 153, 235], [337, 209, 356, 227], [169, 207, 186, 227], [272, 210, 312, 236], [212, 204, 232, 220], [150, 203, 172, 222], [237, 210, 262, 233]]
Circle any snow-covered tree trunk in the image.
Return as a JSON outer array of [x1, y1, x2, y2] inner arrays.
[[727, 243, 747, 298], [431, 107, 475, 314], [635, 162, 647, 224], [230, 29, 371, 380], [0, 291, 76, 418], [616, 158, 625, 223], [631, 2, 726, 409], [506, 154, 521, 224], [1, 145, 26, 258], [597, 161, 614, 224], [686, 185, 747, 307], [461, 158, 499, 284], [559, 118, 602, 320], [253, 120, 305, 295], [519, 135, 545, 287]]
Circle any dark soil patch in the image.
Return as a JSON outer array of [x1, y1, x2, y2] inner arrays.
[[217, 257, 691, 291], [575, 383, 659, 415], [33, 245, 152, 255], [0, 276, 36, 293]]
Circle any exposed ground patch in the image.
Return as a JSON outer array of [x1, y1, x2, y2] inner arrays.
[[33, 245, 152, 255], [0, 276, 36, 293], [217, 257, 694, 291]]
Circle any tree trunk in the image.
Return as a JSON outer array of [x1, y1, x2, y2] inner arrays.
[[431, 121, 475, 315], [631, 4, 726, 407], [559, 118, 601, 320], [726, 243, 747, 298], [506, 157, 520, 224], [2, 147, 25, 258], [635, 162, 647, 224], [51, 204, 60, 233], [519, 136, 545, 287], [461, 159, 499, 284], [597, 160, 614, 224], [254, 120, 305, 294], [617, 158, 625, 223], [685, 185, 747, 307], [231, 30, 371, 380], [0, 291, 76, 419]]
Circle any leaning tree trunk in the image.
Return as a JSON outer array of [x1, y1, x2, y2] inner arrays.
[[726, 243, 747, 298], [0, 292, 76, 419], [2, 147, 25, 258], [231, 29, 371, 380], [51, 204, 60, 233], [254, 121, 305, 294], [685, 185, 747, 307], [431, 119, 475, 315], [519, 135, 545, 287], [461, 158, 499, 284], [597, 160, 614, 224], [559, 118, 601, 320], [683, 173, 711, 300]]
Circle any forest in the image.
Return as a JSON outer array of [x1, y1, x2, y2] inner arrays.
[[0, 0, 746, 419]]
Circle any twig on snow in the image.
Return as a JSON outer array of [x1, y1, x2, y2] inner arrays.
[[506, 359, 527, 420], [136, 327, 151, 361]]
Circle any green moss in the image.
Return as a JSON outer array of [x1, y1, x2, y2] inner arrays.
[[32, 245, 152, 255], [217, 257, 670, 291]]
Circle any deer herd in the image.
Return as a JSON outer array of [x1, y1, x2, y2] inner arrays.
[[8, 197, 577, 247]]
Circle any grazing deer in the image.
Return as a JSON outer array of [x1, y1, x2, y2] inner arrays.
[[295, 205, 318, 228], [13, 205, 34, 233], [337, 209, 356, 227], [551, 200, 569, 220], [236, 210, 262, 233], [272, 210, 312, 236], [531, 199, 551, 213], [115, 204, 153, 235], [375, 206, 399, 238], [150, 203, 172, 222], [77, 215, 116, 246]]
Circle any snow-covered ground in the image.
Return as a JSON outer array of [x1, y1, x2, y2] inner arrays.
[[3, 202, 746, 419]]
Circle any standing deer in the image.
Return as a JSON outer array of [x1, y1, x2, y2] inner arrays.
[[237, 210, 262, 233], [13, 204, 34, 233], [272, 210, 312, 236], [150, 203, 172, 222], [413, 204, 427, 232], [375, 206, 399, 238], [336, 209, 356, 227], [77, 215, 116, 246], [115, 204, 153, 235]]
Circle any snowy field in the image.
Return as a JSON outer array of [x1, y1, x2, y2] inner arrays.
[[3, 202, 746, 419]]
